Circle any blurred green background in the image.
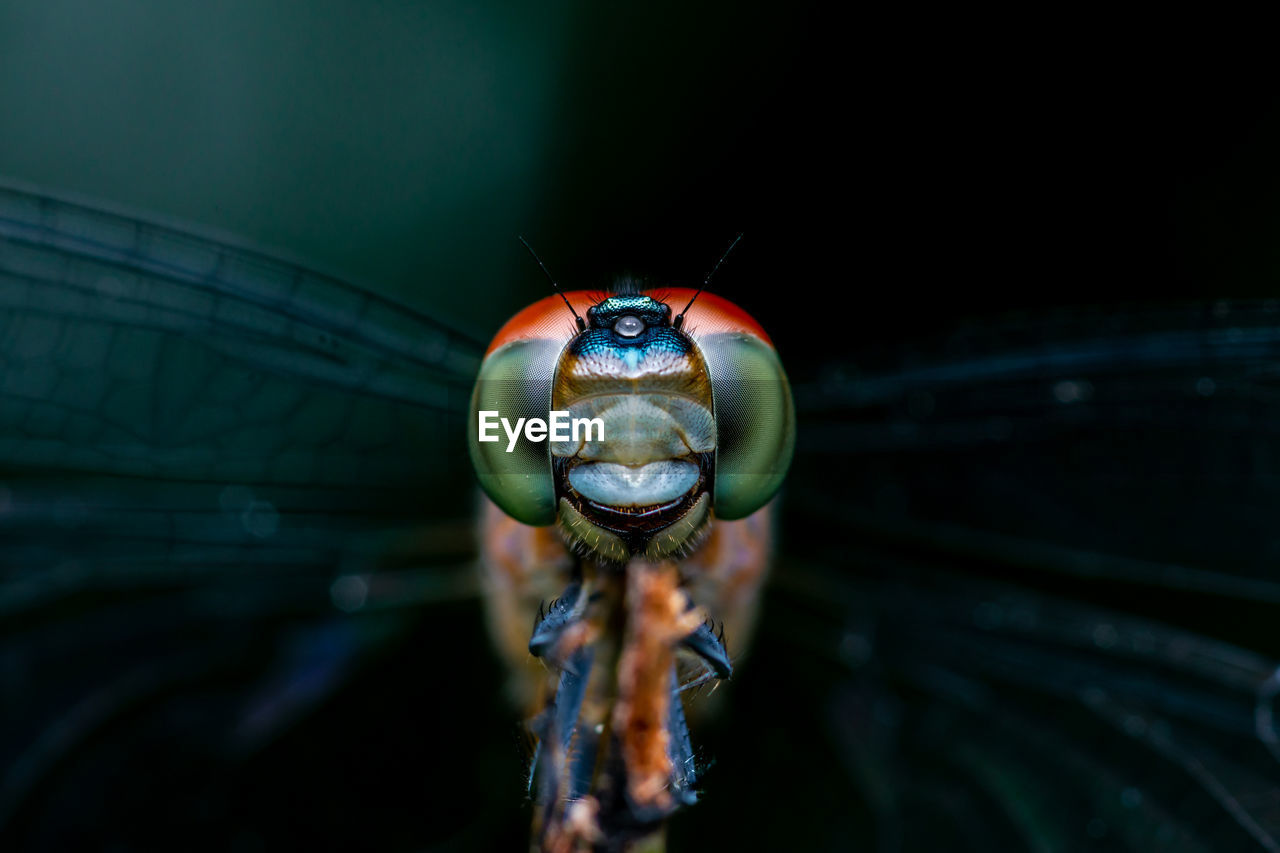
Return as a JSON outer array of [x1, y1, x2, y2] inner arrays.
[[0, 0, 826, 346], [4, 5, 1277, 357]]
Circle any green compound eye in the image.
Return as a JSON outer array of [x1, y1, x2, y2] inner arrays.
[[699, 332, 796, 520], [467, 338, 560, 526]]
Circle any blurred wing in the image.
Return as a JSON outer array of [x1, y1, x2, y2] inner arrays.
[[722, 303, 1280, 852], [0, 176, 483, 569], [0, 180, 506, 848]]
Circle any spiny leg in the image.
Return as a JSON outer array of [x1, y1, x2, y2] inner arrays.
[[526, 562, 734, 851]]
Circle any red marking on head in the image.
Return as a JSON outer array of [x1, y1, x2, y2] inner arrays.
[[484, 288, 773, 357], [649, 288, 773, 346], [484, 291, 603, 357]]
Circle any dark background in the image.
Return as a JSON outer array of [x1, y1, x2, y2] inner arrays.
[[6, 6, 1276, 374], [3, 4, 1280, 851]]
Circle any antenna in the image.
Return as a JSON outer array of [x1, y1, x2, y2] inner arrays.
[[673, 233, 743, 330], [518, 235, 585, 331]]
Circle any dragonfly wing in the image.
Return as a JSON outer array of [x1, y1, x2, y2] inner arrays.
[[0, 176, 483, 574], [0, 181, 509, 848], [699, 303, 1280, 851]]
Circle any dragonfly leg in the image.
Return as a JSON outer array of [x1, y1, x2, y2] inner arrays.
[[528, 581, 585, 663], [679, 615, 732, 681], [532, 562, 727, 850]]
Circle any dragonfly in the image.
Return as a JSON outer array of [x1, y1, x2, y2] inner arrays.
[[466, 241, 794, 848], [2, 177, 1280, 851]]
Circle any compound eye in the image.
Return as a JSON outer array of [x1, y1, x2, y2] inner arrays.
[[703, 333, 795, 519], [613, 314, 645, 337], [469, 338, 561, 526]]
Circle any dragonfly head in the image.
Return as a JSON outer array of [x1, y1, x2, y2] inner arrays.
[[469, 285, 794, 562]]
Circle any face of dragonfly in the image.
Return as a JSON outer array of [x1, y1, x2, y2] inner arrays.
[[468, 287, 794, 562]]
